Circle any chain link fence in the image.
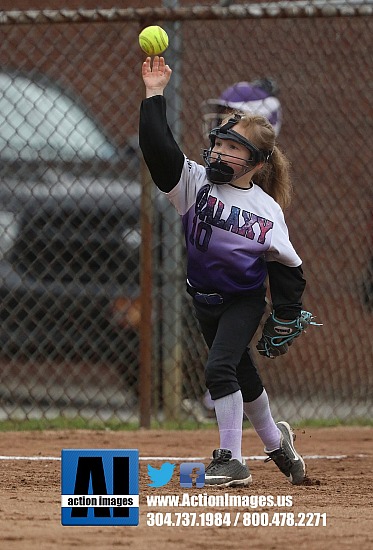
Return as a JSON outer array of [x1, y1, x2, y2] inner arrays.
[[0, 2, 372, 426]]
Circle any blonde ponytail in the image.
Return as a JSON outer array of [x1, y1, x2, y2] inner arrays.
[[253, 145, 293, 210]]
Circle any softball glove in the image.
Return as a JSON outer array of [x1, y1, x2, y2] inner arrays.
[[256, 310, 322, 359]]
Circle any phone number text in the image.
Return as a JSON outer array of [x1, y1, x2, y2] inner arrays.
[[146, 511, 327, 527]]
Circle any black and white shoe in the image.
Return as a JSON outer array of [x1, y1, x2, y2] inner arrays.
[[205, 448, 252, 487], [265, 421, 306, 485]]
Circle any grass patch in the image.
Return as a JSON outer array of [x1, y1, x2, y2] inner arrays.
[[0, 416, 371, 431], [0, 417, 139, 432], [295, 417, 373, 428], [0, 417, 215, 432]]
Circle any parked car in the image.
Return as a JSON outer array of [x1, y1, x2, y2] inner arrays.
[[0, 69, 142, 382]]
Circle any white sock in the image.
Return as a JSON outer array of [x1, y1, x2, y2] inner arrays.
[[214, 390, 243, 462], [203, 390, 215, 410], [243, 389, 281, 452]]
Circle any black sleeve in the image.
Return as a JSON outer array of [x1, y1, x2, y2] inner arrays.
[[139, 95, 185, 192], [266, 261, 306, 319]]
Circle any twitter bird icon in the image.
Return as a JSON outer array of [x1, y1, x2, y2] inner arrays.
[[147, 462, 176, 487]]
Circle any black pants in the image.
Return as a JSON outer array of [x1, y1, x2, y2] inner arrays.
[[192, 289, 266, 403]]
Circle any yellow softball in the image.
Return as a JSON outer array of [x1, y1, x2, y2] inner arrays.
[[139, 25, 169, 56]]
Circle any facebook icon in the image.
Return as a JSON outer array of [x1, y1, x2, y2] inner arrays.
[[180, 463, 205, 488]]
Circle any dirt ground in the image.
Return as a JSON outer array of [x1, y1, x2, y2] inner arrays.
[[0, 426, 372, 550]]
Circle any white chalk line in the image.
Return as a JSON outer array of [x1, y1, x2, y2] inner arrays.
[[0, 454, 369, 461]]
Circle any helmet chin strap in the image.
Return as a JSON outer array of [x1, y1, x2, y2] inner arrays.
[[204, 153, 253, 185], [205, 160, 234, 184]]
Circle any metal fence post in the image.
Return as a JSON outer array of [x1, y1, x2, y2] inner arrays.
[[139, 159, 154, 428], [161, 2, 184, 421]]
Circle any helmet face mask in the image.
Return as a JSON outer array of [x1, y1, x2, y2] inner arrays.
[[202, 115, 271, 185]]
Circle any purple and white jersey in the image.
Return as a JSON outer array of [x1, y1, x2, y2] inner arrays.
[[166, 157, 301, 297]]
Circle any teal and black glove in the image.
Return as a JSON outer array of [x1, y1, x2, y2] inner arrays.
[[256, 310, 322, 359]]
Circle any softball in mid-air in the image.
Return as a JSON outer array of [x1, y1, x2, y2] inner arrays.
[[139, 25, 169, 56]]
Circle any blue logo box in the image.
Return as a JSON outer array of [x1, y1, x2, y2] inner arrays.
[[61, 449, 139, 526]]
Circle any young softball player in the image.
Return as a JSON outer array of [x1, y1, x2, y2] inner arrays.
[[140, 56, 312, 486]]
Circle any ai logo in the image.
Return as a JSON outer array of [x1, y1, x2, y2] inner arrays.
[[61, 449, 139, 526]]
